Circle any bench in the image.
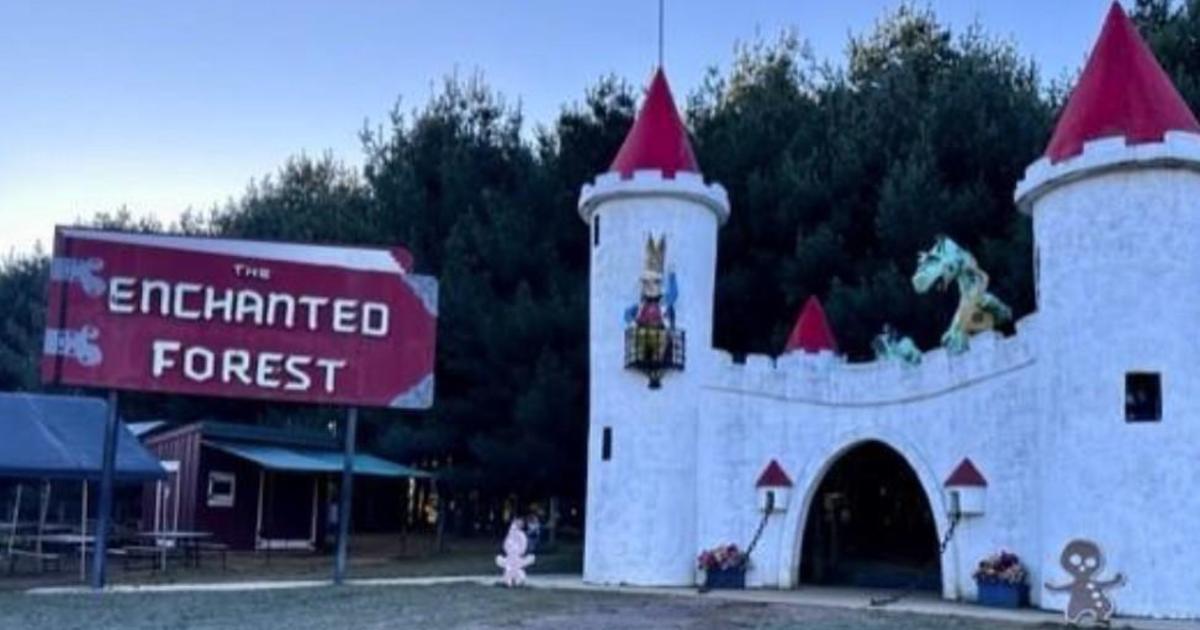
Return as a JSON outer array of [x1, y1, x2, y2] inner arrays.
[[5, 549, 63, 574], [194, 542, 228, 569], [121, 545, 171, 571]]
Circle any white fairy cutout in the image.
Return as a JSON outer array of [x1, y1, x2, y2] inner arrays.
[[495, 518, 535, 587]]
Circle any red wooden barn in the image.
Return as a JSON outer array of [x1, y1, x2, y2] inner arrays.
[[139, 421, 431, 551]]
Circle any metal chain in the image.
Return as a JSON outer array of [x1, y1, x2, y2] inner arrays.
[[938, 512, 960, 556], [744, 506, 772, 559], [870, 511, 962, 607]]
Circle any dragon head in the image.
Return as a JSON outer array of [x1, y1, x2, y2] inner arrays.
[[912, 235, 964, 294]]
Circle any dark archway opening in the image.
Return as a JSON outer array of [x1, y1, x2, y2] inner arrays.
[[799, 441, 941, 590]]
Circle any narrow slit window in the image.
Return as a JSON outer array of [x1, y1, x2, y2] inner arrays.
[[601, 427, 612, 461], [593, 215, 601, 248], [1125, 372, 1161, 422]]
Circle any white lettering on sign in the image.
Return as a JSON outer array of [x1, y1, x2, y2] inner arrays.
[[151, 340, 182, 377], [233, 263, 271, 280], [108, 274, 394, 397], [315, 358, 347, 393], [362, 302, 389, 337], [222, 349, 252, 385], [184, 345, 215, 380], [235, 290, 264, 325], [108, 277, 136, 314], [297, 295, 329, 331], [174, 283, 203, 320], [143, 280, 170, 316], [283, 355, 313, 391], [332, 299, 357, 333], [105, 277, 391, 338], [150, 339, 347, 394], [266, 293, 295, 328]]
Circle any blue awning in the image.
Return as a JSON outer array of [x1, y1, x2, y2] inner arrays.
[[0, 393, 166, 481], [204, 440, 431, 478]]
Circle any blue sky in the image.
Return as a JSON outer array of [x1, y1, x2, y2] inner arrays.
[[0, 0, 1123, 256]]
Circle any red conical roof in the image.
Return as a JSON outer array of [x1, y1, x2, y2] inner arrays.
[[756, 459, 793, 488], [1045, 2, 1200, 163], [944, 458, 987, 488], [784, 296, 838, 354], [610, 68, 701, 178]]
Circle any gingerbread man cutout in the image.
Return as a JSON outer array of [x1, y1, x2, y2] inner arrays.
[[1045, 539, 1124, 625]]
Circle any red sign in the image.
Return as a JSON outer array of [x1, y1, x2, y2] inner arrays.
[[42, 228, 437, 409]]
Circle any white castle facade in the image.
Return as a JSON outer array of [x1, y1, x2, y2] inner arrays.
[[580, 6, 1200, 620]]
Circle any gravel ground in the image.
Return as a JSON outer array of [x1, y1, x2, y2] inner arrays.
[[0, 583, 1043, 630]]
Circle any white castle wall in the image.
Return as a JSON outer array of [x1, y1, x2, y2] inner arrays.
[[582, 133, 1200, 619], [1022, 133, 1200, 619], [695, 321, 1043, 602]]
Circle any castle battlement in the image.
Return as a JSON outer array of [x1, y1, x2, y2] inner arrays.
[[578, 169, 730, 223], [705, 314, 1039, 406], [1016, 130, 1200, 211]]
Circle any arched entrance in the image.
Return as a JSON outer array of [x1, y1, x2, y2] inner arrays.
[[799, 441, 941, 590]]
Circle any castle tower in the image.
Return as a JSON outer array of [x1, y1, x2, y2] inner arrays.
[[1015, 4, 1200, 617], [578, 68, 729, 585]]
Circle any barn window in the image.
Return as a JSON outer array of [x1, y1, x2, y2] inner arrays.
[[1125, 372, 1161, 422], [601, 427, 612, 461], [207, 471, 236, 507]]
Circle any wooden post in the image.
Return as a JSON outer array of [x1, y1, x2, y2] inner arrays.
[[333, 407, 357, 585], [80, 480, 88, 582], [36, 480, 50, 573], [434, 481, 446, 553], [312, 477, 321, 544], [257, 469, 272, 563], [91, 390, 120, 590], [548, 495, 560, 549], [7, 483, 21, 557]]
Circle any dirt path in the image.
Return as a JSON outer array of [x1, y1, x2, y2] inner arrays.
[[0, 583, 1038, 630]]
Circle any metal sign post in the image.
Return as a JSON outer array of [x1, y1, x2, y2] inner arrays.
[[333, 407, 358, 585], [91, 390, 119, 591]]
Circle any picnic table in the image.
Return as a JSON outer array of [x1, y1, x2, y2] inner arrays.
[[0, 522, 74, 535], [133, 531, 214, 571], [37, 533, 95, 546], [2, 525, 81, 575]]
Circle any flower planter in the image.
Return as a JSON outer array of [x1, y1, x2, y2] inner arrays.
[[976, 580, 1029, 608], [704, 566, 746, 590]]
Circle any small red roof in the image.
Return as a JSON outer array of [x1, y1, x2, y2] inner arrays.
[[756, 459, 793, 488], [784, 296, 838, 354], [1045, 2, 1200, 163], [610, 68, 701, 178], [944, 458, 987, 488]]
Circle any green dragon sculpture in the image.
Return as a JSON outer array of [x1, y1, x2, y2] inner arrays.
[[872, 324, 922, 365], [912, 235, 1012, 354]]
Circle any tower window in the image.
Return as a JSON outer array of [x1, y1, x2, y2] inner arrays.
[[593, 215, 601, 248], [1033, 245, 1041, 308], [601, 427, 612, 461], [1125, 372, 1161, 422]]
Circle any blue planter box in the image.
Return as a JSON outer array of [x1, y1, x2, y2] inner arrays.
[[704, 567, 746, 589], [976, 581, 1029, 608]]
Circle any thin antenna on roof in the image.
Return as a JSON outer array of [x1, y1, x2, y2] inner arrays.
[[658, 0, 665, 68]]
